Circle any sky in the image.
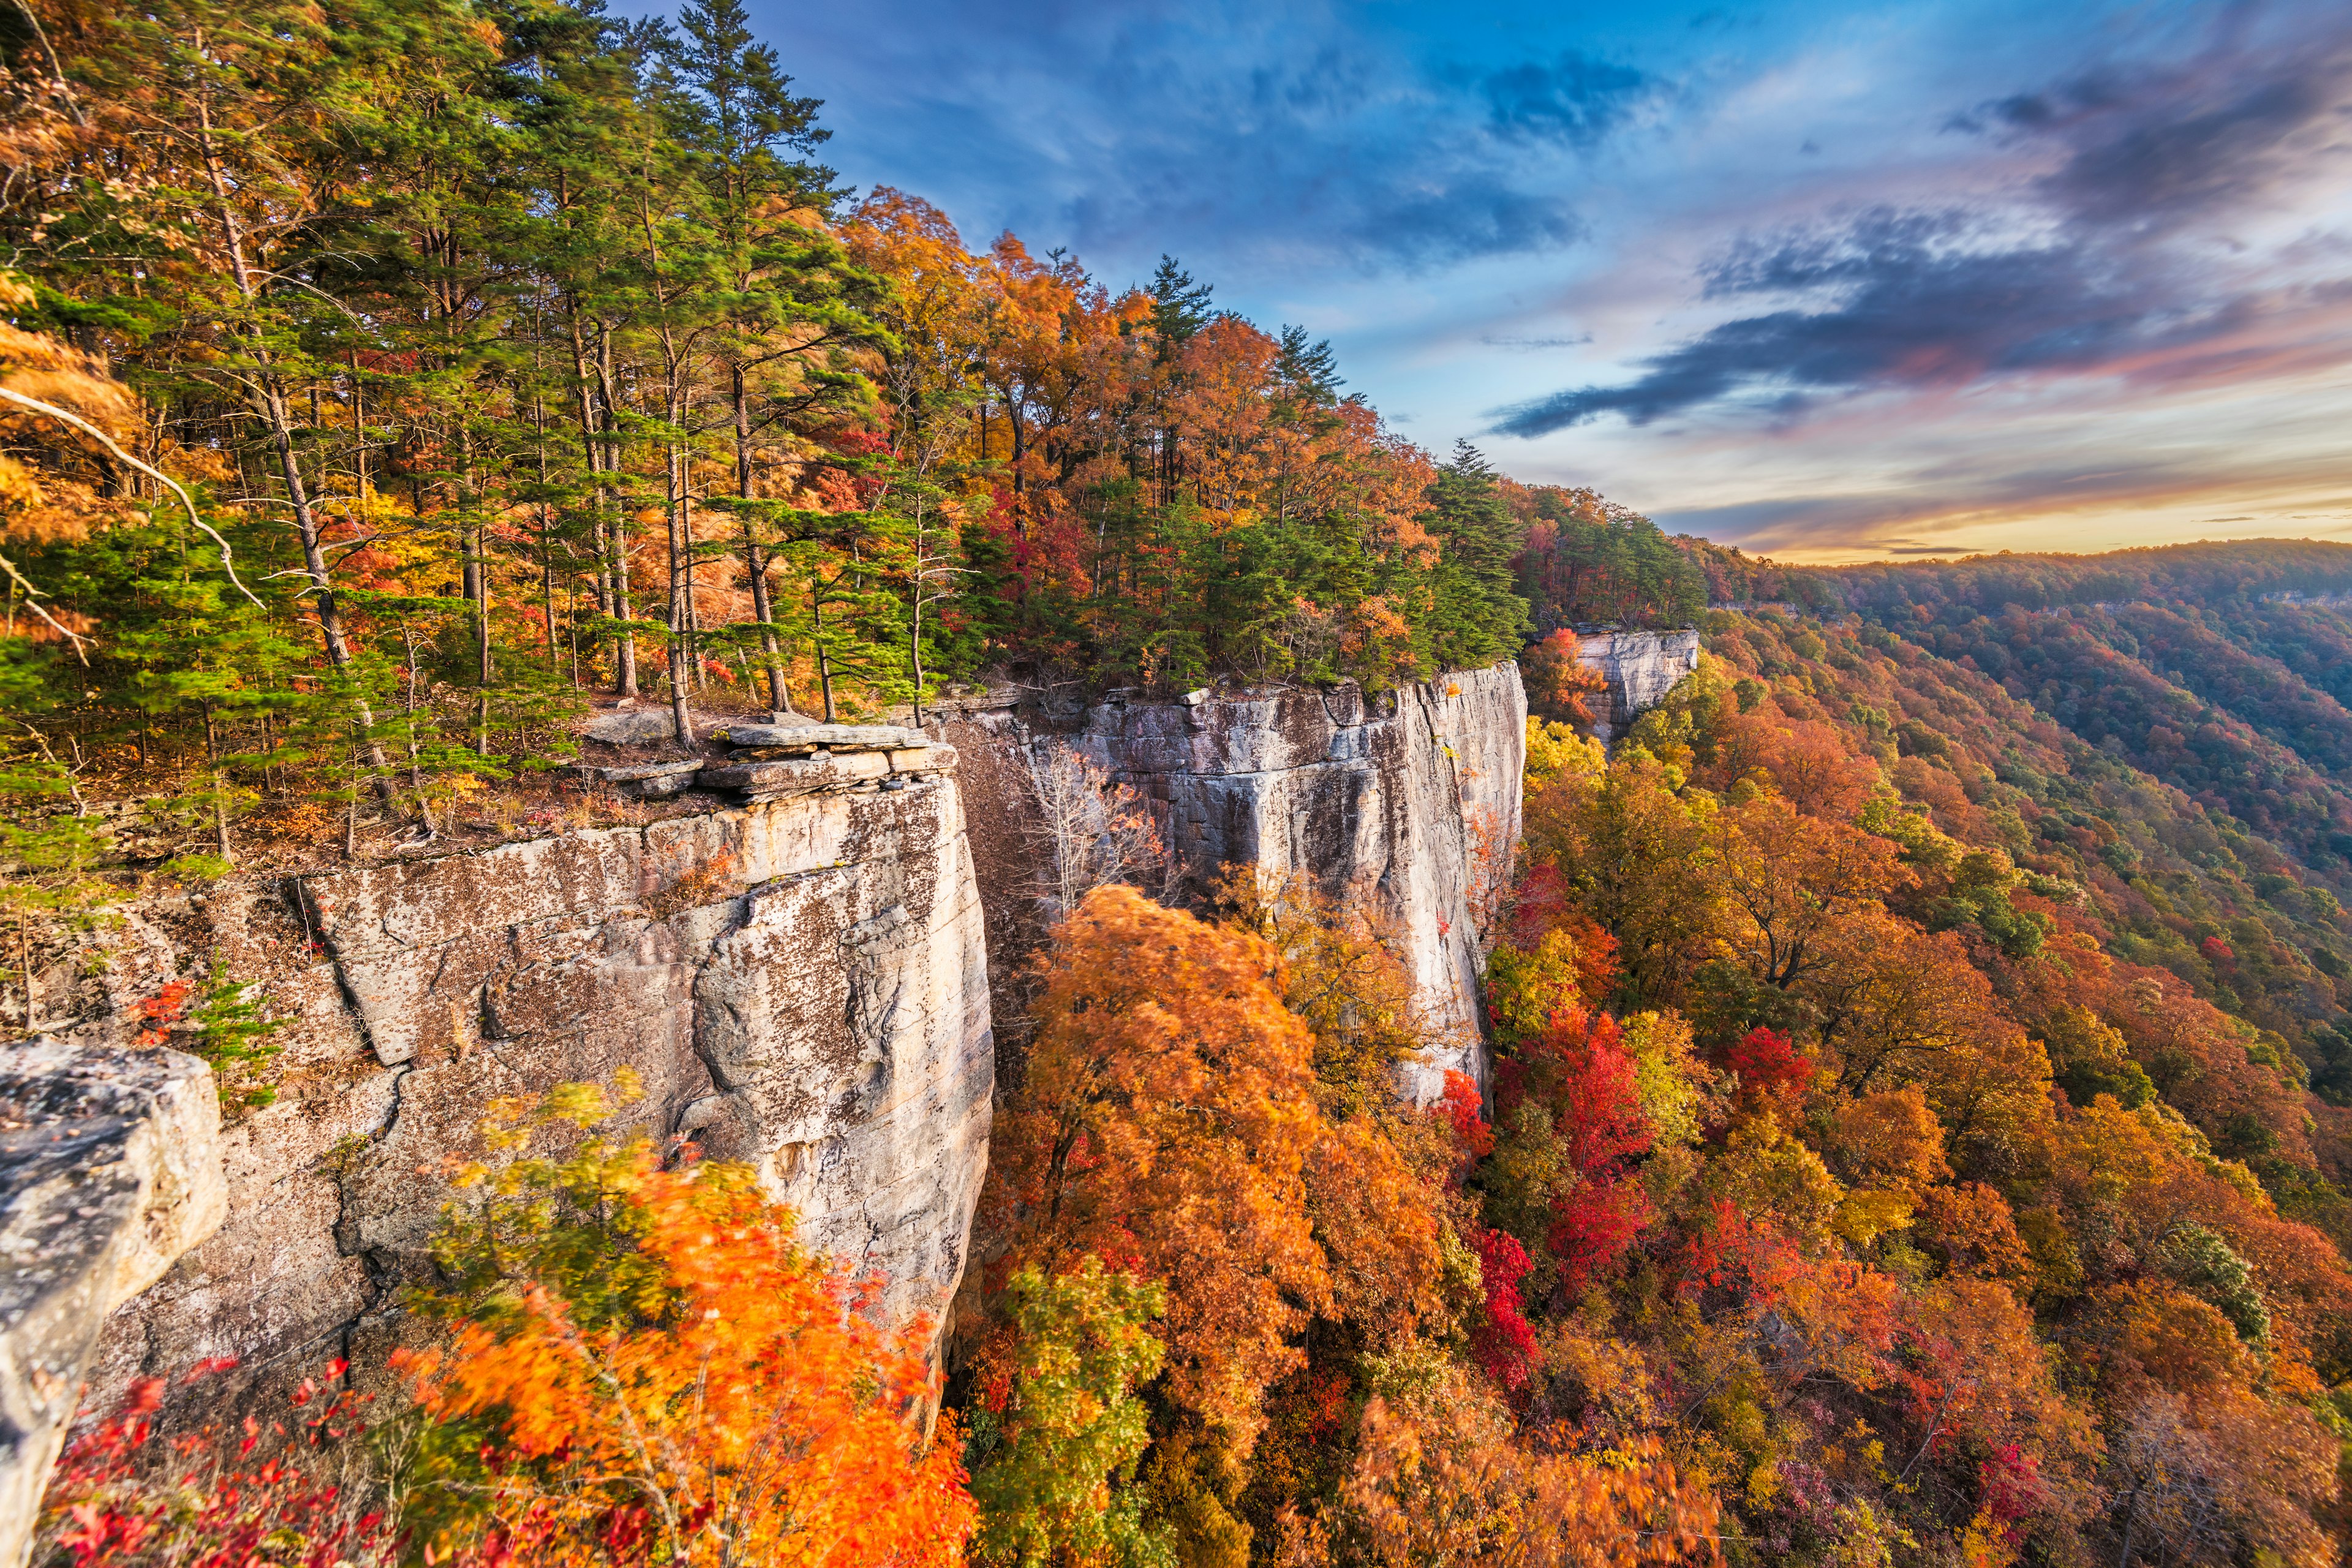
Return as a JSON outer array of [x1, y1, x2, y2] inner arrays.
[[706, 0, 2352, 563]]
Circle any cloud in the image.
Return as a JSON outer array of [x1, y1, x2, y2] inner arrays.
[[1481, 50, 1656, 147], [1481, 332, 1595, 350], [1072, 34, 1655, 271], [1490, 11, 2352, 437], [1363, 179, 1587, 267], [1952, 28, 2350, 228], [769, 2, 1666, 278]]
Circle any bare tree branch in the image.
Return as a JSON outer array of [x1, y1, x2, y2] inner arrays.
[[0, 384, 264, 608]]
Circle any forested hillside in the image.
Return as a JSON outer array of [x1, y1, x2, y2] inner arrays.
[[1477, 534, 2352, 1568], [1684, 541, 2352, 883]]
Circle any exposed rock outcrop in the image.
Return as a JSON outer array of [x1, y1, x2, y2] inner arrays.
[[80, 747, 990, 1433], [9, 668, 1533, 1553], [1575, 631, 1702, 742], [0, 1041, 225, 1568], [945, 664, 1525, 1100]]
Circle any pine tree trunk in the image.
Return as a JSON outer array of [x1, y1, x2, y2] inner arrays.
[[730, 367, 791, 715], [194, 88, 393, 799], [666, 444, 694, 744], [813, 576, 835, 723], [573, 315, 636, 696]]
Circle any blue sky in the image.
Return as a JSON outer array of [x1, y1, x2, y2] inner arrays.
[[714, 0, 2352, 562]]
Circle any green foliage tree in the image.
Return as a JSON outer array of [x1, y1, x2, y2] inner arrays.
[[1419, 441, 1529, 669], [969, 1261, 1172, 1568]]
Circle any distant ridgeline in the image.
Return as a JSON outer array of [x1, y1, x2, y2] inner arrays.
[[1684, 539, 2352, 880], [1684, 535, 2352, 618], [1615, 536, 2352, 1111]]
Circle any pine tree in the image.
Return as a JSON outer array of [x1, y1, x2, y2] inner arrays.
[[1420, 440, 1530, 669]]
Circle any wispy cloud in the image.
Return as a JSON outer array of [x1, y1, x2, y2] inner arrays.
[[1481, 333, 1595, 350], [1490, 12, 2352, 436]]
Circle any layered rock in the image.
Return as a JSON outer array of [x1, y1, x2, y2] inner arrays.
[[946, 664, 1525, 1099], [1575, 631, 1702, 742], [0, 1041, 225, 1568], [81, 756, 990, 1429]]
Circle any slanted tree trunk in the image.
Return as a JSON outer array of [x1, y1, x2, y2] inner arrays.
[[192, 81, 393, 800]]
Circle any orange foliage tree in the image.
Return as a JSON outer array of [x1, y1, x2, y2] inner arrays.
[[981, 885, 1330, 1455], [397, 1077, 974, 1568], [1336, 1370, 1717, 1568]]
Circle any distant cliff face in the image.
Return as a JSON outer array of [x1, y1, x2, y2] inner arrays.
[[1577, 631, 1702, 742], [71, 753, 990, 1421], [946, 663, 1526, 1100]]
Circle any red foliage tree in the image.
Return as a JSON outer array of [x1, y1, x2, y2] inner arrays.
[[1497, 1006, 1656, 1296], [1722, 1026, 1812, 1119], [1434, 1068, 1495, 1183], [1471, 1229, 1540, 1393]]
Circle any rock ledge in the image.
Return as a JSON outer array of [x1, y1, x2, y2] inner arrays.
[[0, 1039, 225, 1568]]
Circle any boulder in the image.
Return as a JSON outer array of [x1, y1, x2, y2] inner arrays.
[[627, 771, 701, 799], [582, 707, 686, 745], [568, 760, 704, 784], [703, 752, 894, 798], [567, 760, 704, 798], [0, 1040, 225, 1568], [714, 723, 924, 753]]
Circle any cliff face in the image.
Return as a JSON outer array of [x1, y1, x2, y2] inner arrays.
[[946, 663, 1526, 1099], [76, 754, 990, 1418], [8, 665, 1529, 1545], [1577, 631, 1702, 742], [0, 1041, 224, 1568]]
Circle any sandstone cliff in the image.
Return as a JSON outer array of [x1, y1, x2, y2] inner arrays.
[[5, 664, 1532, 1548], [64, 748, 990, 1427], [0, 1041, 225, 1568], [943, 663, 1526, 1100], [1575, 630, 1702, 742]]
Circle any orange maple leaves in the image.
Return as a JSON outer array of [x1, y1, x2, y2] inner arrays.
[[398, 1150, 973, 1568]]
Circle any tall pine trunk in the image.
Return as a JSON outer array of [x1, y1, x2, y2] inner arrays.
[[731, 364, 793, 716]]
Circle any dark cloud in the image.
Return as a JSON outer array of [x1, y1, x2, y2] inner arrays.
[[1363, 181, 1586, 266], [1058, 158, 1585, 273], [1482, 50, 1655, 147], [1493, 13, 2352, 437], [1491, 214, 2206, 433], [1949, 21, 2351, 230]]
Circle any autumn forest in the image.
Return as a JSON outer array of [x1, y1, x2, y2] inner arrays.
[[9, 2, 2352, 1568]]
